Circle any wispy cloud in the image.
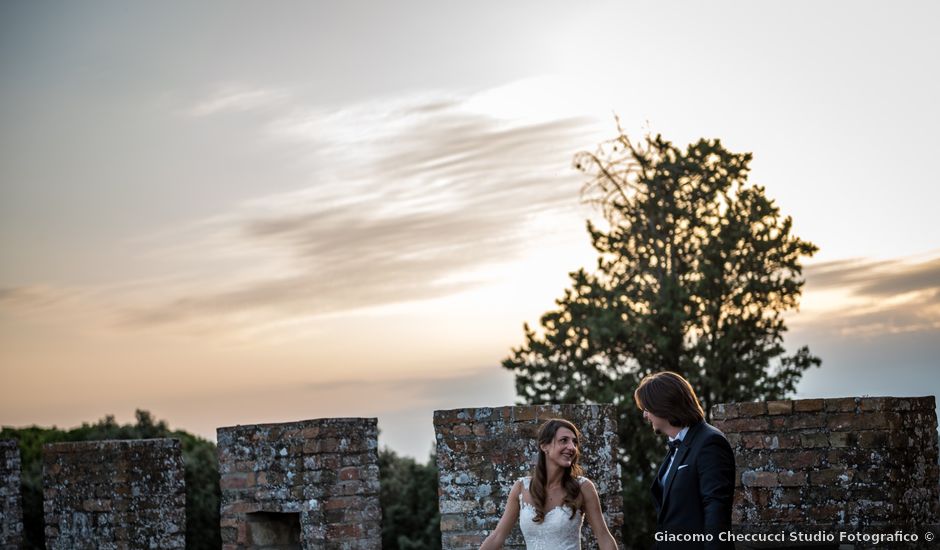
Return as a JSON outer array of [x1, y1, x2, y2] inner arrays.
[[4, 86, 602, 337], [188, 84, 289, 117], [0, 284, 97, 313], [123, 91, 600, 331], [799, 254, 940, 336], [0, 285, 69, 309]]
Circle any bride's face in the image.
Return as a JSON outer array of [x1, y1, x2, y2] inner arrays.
[[541, 427, 579, 468]]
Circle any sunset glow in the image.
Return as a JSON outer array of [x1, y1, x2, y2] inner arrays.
[[2, 1, 938, 458]]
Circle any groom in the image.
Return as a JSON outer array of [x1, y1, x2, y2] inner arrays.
[[634, 371, 735, 549]]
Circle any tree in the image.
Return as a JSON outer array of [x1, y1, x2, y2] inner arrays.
[[502, 131, 820, 547], [1, 410, 220, 550], [378, 448, 442, 550]]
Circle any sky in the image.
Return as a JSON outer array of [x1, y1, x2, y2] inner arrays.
[[1, 1, 938, 459]]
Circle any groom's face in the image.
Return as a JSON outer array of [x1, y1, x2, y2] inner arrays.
[[643, 409, 669, 435]]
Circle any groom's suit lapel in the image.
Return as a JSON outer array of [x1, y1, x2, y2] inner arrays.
[[659, 422, 704, 516], [651, 446, 672, 508], [661, 445, 690, 509], [656, 448, 671, 481]]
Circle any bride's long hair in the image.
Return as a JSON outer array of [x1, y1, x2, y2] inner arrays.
[[529, 418, 585, 523]]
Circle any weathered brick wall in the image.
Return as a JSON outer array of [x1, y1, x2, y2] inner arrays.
[[217, 417, 381, 550], [42, 438, 186, 549], [434, 404, 623, 550], [712, 396, 939, 532], [0, 440, 23, 549]]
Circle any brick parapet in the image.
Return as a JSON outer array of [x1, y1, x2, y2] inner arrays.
[[0, 440, 24, 549], [42, 438, 185, 549], [712, 396, 939, 532], [434, 404, 623, 550], [216, 417, 380, 549]]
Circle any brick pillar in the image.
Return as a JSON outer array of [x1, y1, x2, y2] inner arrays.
[[42, 438, 186, 549], [217, 417, 381, 550], [0, 440, 24, 549], [712, 396, 939, 535], [433, 404, 623, 550]]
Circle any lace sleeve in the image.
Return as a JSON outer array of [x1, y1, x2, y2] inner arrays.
[[516, 477, 530, 505]]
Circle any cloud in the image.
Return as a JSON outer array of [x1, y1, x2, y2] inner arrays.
[[792, 259, 939, 405], [0, 286, 67, 309], [188, 84, 288, 117], [798, 254, 940, 336], [118, 91, 601, 331], [855, 258, 940, 297], [0, 285, 91, 312]]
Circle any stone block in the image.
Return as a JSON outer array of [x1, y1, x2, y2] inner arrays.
[[741, 470, 778, 487], [216, 417, 380, 549], [824, 397, 857, 412], [737, 402, 768, 417], [828, 431, 855, 448], [724, 395, 939, 539], [799, 432, 830, 448], [766, 400, 793, 415], [792, 398, 825, 413], [776, 470, 807, 488], [0, 440, 24, 548], [857, 430, 890, 448], [785, 414, 827, 430], [716, 417, 771, 433], [42, 439, 184, 549], [712, 403, 740, 420]]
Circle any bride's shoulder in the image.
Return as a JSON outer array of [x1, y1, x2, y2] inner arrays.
[[576, 476, 598, 492], [511, 476, 531, 491]]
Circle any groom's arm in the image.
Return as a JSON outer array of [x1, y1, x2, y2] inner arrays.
[[697, 434, 735, 549]]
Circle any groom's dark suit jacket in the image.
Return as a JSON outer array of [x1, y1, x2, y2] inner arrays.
[[651, 421, 735, 550]]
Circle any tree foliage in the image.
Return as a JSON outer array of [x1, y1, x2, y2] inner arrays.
[[1, 410, 220, 550], [379, 448, 441, 550], [502, 131, 820, 547]]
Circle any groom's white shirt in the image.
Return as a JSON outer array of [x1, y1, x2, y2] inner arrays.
[[661, 426, 690, 485]]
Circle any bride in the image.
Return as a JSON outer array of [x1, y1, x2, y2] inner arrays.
[[478, 418, 619, 550]]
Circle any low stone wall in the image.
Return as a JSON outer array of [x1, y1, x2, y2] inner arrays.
[[217, 417, 381, 549], [0, 440, 23, 549], [434, 404, 623, 550], [712, 396, 939, 537], [42, 438, 185, 549]]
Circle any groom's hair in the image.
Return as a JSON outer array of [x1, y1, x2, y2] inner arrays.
[[634, 371, 705, 427]]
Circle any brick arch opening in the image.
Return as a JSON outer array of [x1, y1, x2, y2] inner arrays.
[[245, 511, 301, 549], [217, 418, 381, 549]]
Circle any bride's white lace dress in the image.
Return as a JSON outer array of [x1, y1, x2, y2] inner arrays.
[[517, 476, 587, 550]]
